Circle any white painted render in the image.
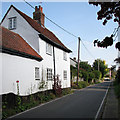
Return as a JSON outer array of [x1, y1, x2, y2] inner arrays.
[[1, 7, 40, 53], [1, 6, 71, 96], [1, 53, 43, 96]]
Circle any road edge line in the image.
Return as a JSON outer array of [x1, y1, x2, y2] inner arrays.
[[94, 81, 111, 120]]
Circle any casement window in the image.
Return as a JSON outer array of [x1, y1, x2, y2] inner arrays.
[[63, 51, 67, 61], [9, 17, 17, 30], [63, 70, 67, 80], [46, 43, 52, 55], [35, 67, 40, 80], [47, 68, 53, 80]]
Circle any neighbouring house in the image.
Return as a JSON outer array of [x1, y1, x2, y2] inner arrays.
[[70, 57, 83, 83], [1, 5, 72, 96]]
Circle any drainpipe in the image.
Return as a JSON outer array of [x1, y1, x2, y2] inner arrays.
[[53, 46, 56, 80]]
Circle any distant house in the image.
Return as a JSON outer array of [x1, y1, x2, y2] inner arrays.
[[1, 5, 72, 96]]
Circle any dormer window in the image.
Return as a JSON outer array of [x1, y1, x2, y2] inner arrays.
[[46, 43, 52, 55], [63, 51, 67, 61], [9, 17, 17, 30]]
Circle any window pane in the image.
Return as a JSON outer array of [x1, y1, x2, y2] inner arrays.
[[47, 68, 52, 80], [46, 43, 52, 55], [35, 67, 40, 80]]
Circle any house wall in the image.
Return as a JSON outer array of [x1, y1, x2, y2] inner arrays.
[[1, 53, 43, 96], [1, 7, 39, 53], [39, 38, 71, 89], [1, 6, 71, 95]]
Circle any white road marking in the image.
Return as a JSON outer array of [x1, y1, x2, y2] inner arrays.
[[94, 81, 111, 120]]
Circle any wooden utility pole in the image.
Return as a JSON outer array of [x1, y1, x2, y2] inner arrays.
[[77, 37, 81, 86]]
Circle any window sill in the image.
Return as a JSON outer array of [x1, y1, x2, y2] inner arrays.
[[9, 28, 16, 30], [35, 78, 40, 80], [46, 52, 52, 56]]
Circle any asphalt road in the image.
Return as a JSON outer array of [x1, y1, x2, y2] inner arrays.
[[9, 81, 111, 119]]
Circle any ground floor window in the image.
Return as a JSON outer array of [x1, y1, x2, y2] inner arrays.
[[47, 68, 53, 80], [63, 70, 67, 80], [35, 67, 40, 80]]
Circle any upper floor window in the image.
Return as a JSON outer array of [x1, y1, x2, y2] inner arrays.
[[46, 43, 52, 55], [9, 17, 17, 30], [35, 67, 40, 80], [63, 51, 67, 61]]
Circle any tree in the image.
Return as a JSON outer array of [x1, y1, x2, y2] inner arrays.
[[78, 61, 93, 72], [93, 59, 109, 78], [89, 1, 120, 53], [93, 70, 102, 81], [88, 72, 95, 83]]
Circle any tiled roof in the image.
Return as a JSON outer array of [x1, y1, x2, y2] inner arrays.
[[0, 26, 43, 61], [7, 5, 71, 53]]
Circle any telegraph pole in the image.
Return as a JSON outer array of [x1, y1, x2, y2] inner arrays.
[[77, 37, 81, 86], [98, 59, 99, 71]]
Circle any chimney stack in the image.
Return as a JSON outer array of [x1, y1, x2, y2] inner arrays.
[[33, 6, 45, 27]]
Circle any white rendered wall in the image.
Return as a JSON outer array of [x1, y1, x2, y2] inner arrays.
[[1, 53, 43, 96], [39, 38, 71, 89], [1, 6, 71, 95], [1, 7, 40, 53]]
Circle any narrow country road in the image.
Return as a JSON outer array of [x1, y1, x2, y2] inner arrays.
[[8, 81, 111, 119]]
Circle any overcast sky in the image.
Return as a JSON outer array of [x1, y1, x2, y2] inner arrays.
[[1, 1, 119, 67]]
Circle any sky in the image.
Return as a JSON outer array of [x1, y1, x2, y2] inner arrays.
[[1, 1, 119, 67]]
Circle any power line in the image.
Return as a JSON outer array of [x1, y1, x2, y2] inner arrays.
[[23, 0, 96, 60], [81, 40, 95, 60]]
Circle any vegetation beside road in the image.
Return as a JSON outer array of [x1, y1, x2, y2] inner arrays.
[[113, 68, 120, 118], [2, 88, 73, 119]]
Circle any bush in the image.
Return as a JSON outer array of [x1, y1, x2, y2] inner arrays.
[[72, 81, 89, 89], [62, 88, 71, 95], [49, 92, 56, 99], [114, 84, 120, 98]]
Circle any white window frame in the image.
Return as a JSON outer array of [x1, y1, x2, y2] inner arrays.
[[47, 68, 53, 81], [46, 43, 52, 55], [8, 17, 17, 30], [63, 70, 67, 80], [35, 67, 40, 80], [63, 51, 67, 61]]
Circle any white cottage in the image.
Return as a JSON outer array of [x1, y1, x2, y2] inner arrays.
[[1, 5, 72, 96]]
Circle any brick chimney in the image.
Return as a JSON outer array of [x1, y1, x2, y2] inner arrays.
[[33, 6, 45, 27]]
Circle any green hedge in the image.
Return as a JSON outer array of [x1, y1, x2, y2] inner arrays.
[[72, 81, 89, 89]]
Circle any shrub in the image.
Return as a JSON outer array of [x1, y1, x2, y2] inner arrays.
[[114, 84, 120, 98], [62, 88, 71, 95]]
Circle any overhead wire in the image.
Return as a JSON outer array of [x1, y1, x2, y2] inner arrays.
[[23, 0, 97, 60]]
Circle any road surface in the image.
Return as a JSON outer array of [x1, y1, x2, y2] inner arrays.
[[9, 81, 111, 119]]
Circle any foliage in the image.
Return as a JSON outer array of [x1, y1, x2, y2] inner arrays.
[[115, 68, 120, 84], [93, 70, 102, 80], [81, 70, 89, 82], [72, 81, 89, 89], [114, 68, 120, 98], [78, 62, 93, 72], [93, 59, 108, 78], [89, 1, 120, 25], [53, 75, 62, 96], [88, 72, 95, 83], [89, 1, 120, 51]]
